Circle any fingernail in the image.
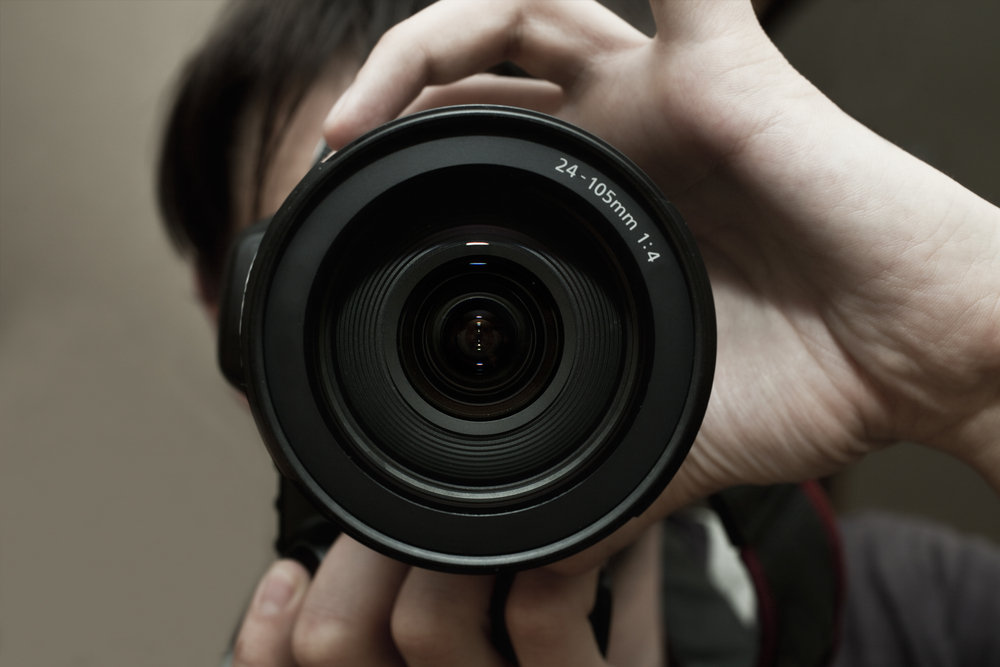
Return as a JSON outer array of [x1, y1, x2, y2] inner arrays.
[[257, 561, 302, 616]]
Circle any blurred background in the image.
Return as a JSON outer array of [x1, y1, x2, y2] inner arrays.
[[1, 1, 997, 665]]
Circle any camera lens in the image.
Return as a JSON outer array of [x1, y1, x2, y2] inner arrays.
[[433, 293, 524, 389], [324, 210, 628, 495], [400, 257, 559, 420], [439, 296, 518, 380], [236, 107, 715, 572]]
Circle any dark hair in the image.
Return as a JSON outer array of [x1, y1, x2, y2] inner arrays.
[[157, 0, 435, 303], [157, 0, 800, 303]]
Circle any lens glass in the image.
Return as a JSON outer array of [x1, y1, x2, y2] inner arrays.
[[400, 257, 559, 420], [439, 298, 517, 381], [313, 165, 645, 506]]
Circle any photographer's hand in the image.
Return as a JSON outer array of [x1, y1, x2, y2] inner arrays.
[[324, 0, 1000, 571], [230, 559, 309, 667], [230, 536, 610, 667]]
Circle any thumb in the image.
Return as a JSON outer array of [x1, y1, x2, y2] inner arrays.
[[231, 559, 310, 667]]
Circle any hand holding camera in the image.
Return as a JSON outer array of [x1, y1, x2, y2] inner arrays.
[[224, 1, 1000, 665]]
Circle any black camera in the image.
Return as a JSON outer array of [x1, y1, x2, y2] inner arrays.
[[218, 106, 715, 573]]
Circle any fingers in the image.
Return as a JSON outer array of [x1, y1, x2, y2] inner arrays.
[[391, 569, 506, 667], [231, 559, 309, 667], [292, 534, 408, 667], [231, 544, 610, 667], [506, 568, 607, 667], [400, 74, 563, 118], [546, 456, 709, 576], [390, 566, 609, 667], [323, 0, 642, 148]]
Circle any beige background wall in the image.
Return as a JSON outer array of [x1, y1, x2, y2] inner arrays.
[[0, 1, 997, 666], [0, 2, 272, 665]]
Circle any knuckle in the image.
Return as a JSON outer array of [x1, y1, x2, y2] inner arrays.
[[390, 600, 456, 663], [504, 576, 575, 648], [380, 20, 407, 46], [504, 596, 562, 648], [290, 609, 355, 667]]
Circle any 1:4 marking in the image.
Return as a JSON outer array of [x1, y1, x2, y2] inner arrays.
[[636, 234, 659, 262]]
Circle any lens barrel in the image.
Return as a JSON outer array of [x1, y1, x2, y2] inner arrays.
[[230, 107, 715, 572]]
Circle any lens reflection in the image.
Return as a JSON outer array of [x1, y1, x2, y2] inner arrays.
[[399, 254, 560, 420], [446, 308, 507, 374], [435, 296, 524, 388]]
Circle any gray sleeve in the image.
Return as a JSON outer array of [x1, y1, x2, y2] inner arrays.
[[833, 513, 1000, 667]]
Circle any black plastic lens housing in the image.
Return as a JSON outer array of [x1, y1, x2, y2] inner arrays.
[[224, 106, 715, 572]]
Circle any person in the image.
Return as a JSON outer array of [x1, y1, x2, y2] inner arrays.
[[158, 1, 1000, 665]]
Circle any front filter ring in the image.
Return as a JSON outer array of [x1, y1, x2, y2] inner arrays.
[[242, 106, 715, 572]]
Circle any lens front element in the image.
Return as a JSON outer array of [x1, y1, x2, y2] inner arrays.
[[321, 201, 636, 505], [401, 256, 560, 421]]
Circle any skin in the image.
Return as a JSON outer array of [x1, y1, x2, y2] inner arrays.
[[219, 1, 1000, 665]]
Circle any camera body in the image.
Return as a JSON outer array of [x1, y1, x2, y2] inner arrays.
[[218, 106, 715, 573]]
